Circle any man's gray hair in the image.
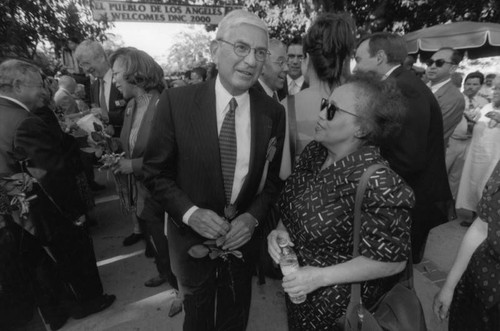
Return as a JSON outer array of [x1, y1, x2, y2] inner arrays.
[[58, 75, 76, 90], [216, 9, 268, 41], [75, 39, 106, 61], [0, 59, 40, 92]]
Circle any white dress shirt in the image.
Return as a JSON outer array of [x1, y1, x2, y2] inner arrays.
[[101, 69, 113, 109], [183, 76, 252, 224], [287, 74, 305, 95]]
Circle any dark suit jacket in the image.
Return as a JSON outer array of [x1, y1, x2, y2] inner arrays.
[[433, 80, 466, 145], [382, 67, 451, 218], [0, 98, 85, 241], [276, 76, 309, 101], [119, 91, 161, 219], [142, 79, 285, 286], [90, 78, 127, 136]]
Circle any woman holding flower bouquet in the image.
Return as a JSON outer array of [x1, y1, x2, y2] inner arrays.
[[109, 47, 178, 293]]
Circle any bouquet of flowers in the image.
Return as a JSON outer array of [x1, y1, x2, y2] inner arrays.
[[83, 122, 135, 213], [0, 172, 38, 234], [187, 205, 242, 301]]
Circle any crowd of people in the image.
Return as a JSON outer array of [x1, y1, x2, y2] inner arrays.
[[0, 8, 499, 331]]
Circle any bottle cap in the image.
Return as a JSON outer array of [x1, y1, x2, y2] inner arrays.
[[277, 237, 288, 248]]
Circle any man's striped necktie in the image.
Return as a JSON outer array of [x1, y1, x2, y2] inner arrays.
[[219, 97, 238, 205]]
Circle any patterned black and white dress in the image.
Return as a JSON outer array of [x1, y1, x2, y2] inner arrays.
[[449, 160, 500, 331], [279, 142, 414, 330]]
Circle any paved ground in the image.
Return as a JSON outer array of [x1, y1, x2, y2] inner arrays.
[[40, 172, 468, 331]]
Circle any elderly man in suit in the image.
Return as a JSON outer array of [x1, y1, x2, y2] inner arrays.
[[255, 38, 288, 99], [0, 59, 115, 328], [143, 10, 285, 331], [74, 40, 127, 137], [54, 75, 79, 115], [353, 32, 452, 263], [425, 47, 466, 146]]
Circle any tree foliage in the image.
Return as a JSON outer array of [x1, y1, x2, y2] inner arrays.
[[246, 0, 499, 39], [0, 0, 110, 61], [159, 27, 215, 74]]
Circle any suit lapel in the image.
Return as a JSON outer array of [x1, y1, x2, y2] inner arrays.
[[121, 99, 135, 156], [190, 80, 224, 192], [234, 89, 272, 206], [131, 92, 160, 158]]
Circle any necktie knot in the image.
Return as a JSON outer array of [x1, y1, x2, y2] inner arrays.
[[229, 97, 237, 113], [469, 96, 475, 109]]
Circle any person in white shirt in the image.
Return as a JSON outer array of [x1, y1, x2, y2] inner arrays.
[[142, 10, 285, 331], [478, 73, 496, 102], [456, 74, 500, 226], [75, 40, 126, 137], [285, 40, 308, 96], [446, 71, 489, 207]]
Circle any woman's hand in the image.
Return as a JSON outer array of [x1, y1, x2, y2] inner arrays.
[[113, 158, 133, 175], [433, 285, 454, 322], [267, 228, 293, 264], [282, 266, 324, 297], [485, 111, 500, 122]]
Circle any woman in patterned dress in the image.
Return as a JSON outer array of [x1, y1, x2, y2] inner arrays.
[[268, 73, 415, 330], [434, 160, 500, 330]]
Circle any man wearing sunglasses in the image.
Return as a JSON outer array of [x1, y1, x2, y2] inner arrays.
[[143, 10, 285, 331], [426, 47, 465, 146], [354, 32, 452, 263]]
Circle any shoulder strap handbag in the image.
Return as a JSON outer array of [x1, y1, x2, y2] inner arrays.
[[343, 164, 427, 331]]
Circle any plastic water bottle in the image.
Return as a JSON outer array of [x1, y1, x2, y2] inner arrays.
[[278, 238, 306, 304]]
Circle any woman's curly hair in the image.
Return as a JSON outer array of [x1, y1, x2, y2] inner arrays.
[[347, 72, 407, 146]]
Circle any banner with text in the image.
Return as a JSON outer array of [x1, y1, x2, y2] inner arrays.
[[92, 1, 241, 25]]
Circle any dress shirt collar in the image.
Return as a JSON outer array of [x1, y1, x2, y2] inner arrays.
[[0, 95, 30, 112], [102, 69, 112, 85], [428, 78, 451, 94], [215, 75, 249, 117], [288, 74, 304, 88], [382, 65, 401, 80], [258, 78, 274, 97]]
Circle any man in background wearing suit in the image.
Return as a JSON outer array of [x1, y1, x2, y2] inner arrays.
[[426, 47, 465, 146], [255, 38, 288, 100], [354, 32, 452, 263], [143, 10, 285, 331], [75, 40, 127, 137]]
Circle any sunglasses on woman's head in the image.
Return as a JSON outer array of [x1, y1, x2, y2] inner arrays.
[[425, 59, 454, 67], [320, 98, 360, 121]]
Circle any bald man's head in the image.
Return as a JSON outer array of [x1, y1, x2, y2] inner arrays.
[[58, 75, 77, 94]]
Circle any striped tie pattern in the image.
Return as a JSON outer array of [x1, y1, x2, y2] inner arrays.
[[219, 97, 238, 204]]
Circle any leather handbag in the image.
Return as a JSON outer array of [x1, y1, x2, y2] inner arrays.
[[342, 164, 427, 331]]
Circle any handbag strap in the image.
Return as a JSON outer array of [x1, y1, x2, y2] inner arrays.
[[350, 164, 388, 306]]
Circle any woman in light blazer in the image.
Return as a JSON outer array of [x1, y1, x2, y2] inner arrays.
[[109, 47, 178, 293]]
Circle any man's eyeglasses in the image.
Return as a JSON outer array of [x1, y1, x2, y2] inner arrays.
[[218, 39, 270, 62], [321, 98, 360, 121], [287, 54, 304, 63], [273, 58, 288, 68], [426, 59, 454, 68]]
